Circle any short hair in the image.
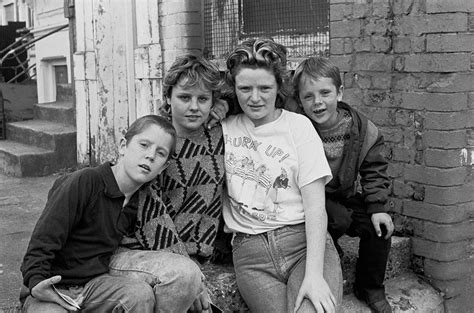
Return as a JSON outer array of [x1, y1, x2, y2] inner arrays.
[[163, 54, 223, 102], [125, 115, 177, 160], [225, 38, 290, 112], [292, 57, 342, 104]]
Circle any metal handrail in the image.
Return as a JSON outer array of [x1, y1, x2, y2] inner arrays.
[[0, 23, 68, 67]]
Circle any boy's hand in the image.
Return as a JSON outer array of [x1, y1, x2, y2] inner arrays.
[[30, 275, 82, 311], [371, 212, 394, 240], [206, 99, 229, 129]]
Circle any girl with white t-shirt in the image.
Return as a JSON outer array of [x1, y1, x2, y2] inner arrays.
[[221, 39, 343, 313]]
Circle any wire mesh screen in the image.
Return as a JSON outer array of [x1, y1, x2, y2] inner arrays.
[[203, 0, 329, 60]]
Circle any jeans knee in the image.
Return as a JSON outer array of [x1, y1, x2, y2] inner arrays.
[[123, 281, 155, 308]]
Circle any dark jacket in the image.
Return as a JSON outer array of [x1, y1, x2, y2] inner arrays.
[[21, 163, 137, 290], [318, 102, 390, 214]]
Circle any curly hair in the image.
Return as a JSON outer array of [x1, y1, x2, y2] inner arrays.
[[225, 38, 290, 112]]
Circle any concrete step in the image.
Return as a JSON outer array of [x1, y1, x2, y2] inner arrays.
[[340, 236, 411, 294], [33, 101, 75, 125], [6, 120, 75, 152], [341, 272, 444, 313], [202, 236, 445, 312], [0, 140, 56, 177]]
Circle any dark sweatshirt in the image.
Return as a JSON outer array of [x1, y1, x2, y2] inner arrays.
[[21, 162, 137, 290]]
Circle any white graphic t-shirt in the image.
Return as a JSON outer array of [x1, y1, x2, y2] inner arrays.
[[222, 110, 332, 234]]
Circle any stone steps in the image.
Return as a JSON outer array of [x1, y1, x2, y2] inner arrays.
[[203, 236, 445, 312], [0, 101, 76, 177]]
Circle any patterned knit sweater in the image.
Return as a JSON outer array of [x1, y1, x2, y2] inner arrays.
[[121, 126, 225, 258], [318, 108, 352, 190]]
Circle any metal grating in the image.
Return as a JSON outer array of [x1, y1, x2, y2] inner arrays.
[[203, 0, 330, 61]]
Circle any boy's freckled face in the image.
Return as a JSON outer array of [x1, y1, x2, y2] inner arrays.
[[120, 124, 173, 185], [298, 75, 343, 129]]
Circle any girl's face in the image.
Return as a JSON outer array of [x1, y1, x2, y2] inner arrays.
[[298, 74, 343, 129], [119, 124, 173, 185], [167, 78, 213, 136], [234, 67, 280, 127]]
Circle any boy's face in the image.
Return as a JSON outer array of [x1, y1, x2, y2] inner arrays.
[[167, 78, 213, 136], [298, 74, 343, 129], [119, 124, 173, 185]]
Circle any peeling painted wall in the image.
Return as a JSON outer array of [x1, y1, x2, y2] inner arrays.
[[74, 0, 164, 165]]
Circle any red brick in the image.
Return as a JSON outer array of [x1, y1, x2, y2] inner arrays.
[[424, 258, 474, 280], [330, 4, 353, 21], [353, 54, 393, 71], [424, 183, 474, 205], [362, 19, 390, 36], [330, 38, 353, 55], [404, 53, 471, 73], [395, 14, 468, 35], [392, 37, 411, 54], [329, 55, 352, 72], [403, 201, 470, 223], [330, 20, 361, 38], [372, 0, 390, 17], [425, 111, 470, 130], [354, 37, 371, 52], [424, 148, 466, 168], [396, 92, 468, 112], [412, 238, 470, 261], [426, 0, 474, 13], [352, 2, 369, 19], [423, 130, 467, 149], [392, 179, 414, 198], [370, 73, 392, 89], [415, 220, 474, 242], [382, 128, 403, 144], [371, 36, 391, 53], [392, 147, 415, 163], [427, 33, 474, 52], [426, 72, 474, 93], [404, 165, 467, 186]]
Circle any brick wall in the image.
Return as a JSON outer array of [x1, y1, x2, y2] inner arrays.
[[159, 0, 204, 71], [329, 0, 474, 311]]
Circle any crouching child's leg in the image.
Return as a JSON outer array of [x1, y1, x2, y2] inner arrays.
[[109, 248, 204, 313]]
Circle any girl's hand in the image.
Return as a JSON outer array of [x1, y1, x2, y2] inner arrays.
[[294, 275, 336, 313], [189, 288, 211, 313], [30, 275, 82, 311], [206, 99, 229, 129]]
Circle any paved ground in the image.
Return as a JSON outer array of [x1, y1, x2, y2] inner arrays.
[[0, 173, 57, 310]]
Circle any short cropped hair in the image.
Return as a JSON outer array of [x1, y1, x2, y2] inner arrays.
[[125, 115, 177, 160], [292, 57, 342, 104]]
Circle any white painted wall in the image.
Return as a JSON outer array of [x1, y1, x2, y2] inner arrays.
[[31, 0, 70, 103]]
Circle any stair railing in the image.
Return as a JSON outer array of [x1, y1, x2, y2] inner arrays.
[[0, 23, 68, 83], [0, 23, 68, 140]]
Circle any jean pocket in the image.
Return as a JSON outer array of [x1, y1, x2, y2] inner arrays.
[[231, 233, 249, 253]]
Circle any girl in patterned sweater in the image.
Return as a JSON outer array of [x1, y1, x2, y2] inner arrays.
[[109, 55, 226, 313]]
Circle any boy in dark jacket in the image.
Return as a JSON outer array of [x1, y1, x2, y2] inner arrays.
[[291, 57, 394, 313]]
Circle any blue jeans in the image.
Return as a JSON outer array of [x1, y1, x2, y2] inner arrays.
[[22, 273, 155, 312], [232, 223, 343, 313], [109, 248, 204, 313]]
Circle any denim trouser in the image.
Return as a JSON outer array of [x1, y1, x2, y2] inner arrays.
[[232, 223, 343, 313], [108, 248, 204, 313], [22, 273, 155, 312]]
